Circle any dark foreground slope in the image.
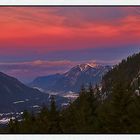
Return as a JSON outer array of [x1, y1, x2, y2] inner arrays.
[[102, 52, 140, 94]]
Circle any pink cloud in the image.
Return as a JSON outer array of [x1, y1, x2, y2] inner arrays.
[[0, 7, 139, 56]]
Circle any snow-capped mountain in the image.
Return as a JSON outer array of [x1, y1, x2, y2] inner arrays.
[[30, 63, 112, 93]]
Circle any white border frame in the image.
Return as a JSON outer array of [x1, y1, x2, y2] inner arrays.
[[0, 135, 140, 140], [0, 2, 139, 140], [0, 0, 140, 5]]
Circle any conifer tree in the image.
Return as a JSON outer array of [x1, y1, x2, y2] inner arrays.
[[97, 82, 133, 133], [8, 119, 15, 133], [47, 95, 62, 133]]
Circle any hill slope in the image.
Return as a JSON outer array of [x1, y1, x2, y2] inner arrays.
[[102, 52, 140, 94], [0, 72, 67, 113]]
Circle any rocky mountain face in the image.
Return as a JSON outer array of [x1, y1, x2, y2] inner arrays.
[[30, 63, 112, 93]]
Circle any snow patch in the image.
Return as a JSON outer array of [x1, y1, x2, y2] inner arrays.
[[0, 117, 15, 125], [32, 105, 40, 108], [13, 100, 25, 104]]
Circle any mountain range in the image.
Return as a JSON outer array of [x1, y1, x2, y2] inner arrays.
[[0, 52, 139, 120], [30, 63, 112, 94], [0, 62, 112, 113], [0, 52, 140, 131]]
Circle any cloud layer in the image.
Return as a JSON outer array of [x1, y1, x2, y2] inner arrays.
[[0, 59, 118, 83], [0, 7, 139, 56], [0, 7, 139, 81]]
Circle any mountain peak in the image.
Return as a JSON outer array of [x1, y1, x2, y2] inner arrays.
[[30, 62, 111, 93], [64, 62, 103, 78], [77, 63, 98, 71]]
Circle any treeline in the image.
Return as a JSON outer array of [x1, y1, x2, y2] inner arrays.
[[7, 52, 140, 133]]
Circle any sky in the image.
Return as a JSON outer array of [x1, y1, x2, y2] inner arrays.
[[0, 7, 139, 82]]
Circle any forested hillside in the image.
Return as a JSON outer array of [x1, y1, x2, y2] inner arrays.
[[5, 52, 140, 134], [102, 52, 140, 95]]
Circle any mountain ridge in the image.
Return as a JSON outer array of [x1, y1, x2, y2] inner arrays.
[[30, 63, 112, 93]]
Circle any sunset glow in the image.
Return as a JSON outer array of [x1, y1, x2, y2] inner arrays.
[[0, 7, 139, 82]]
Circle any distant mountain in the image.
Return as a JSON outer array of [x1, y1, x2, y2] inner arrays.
[[30, 63, 112, 93], [0, 72, 68, 113]]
